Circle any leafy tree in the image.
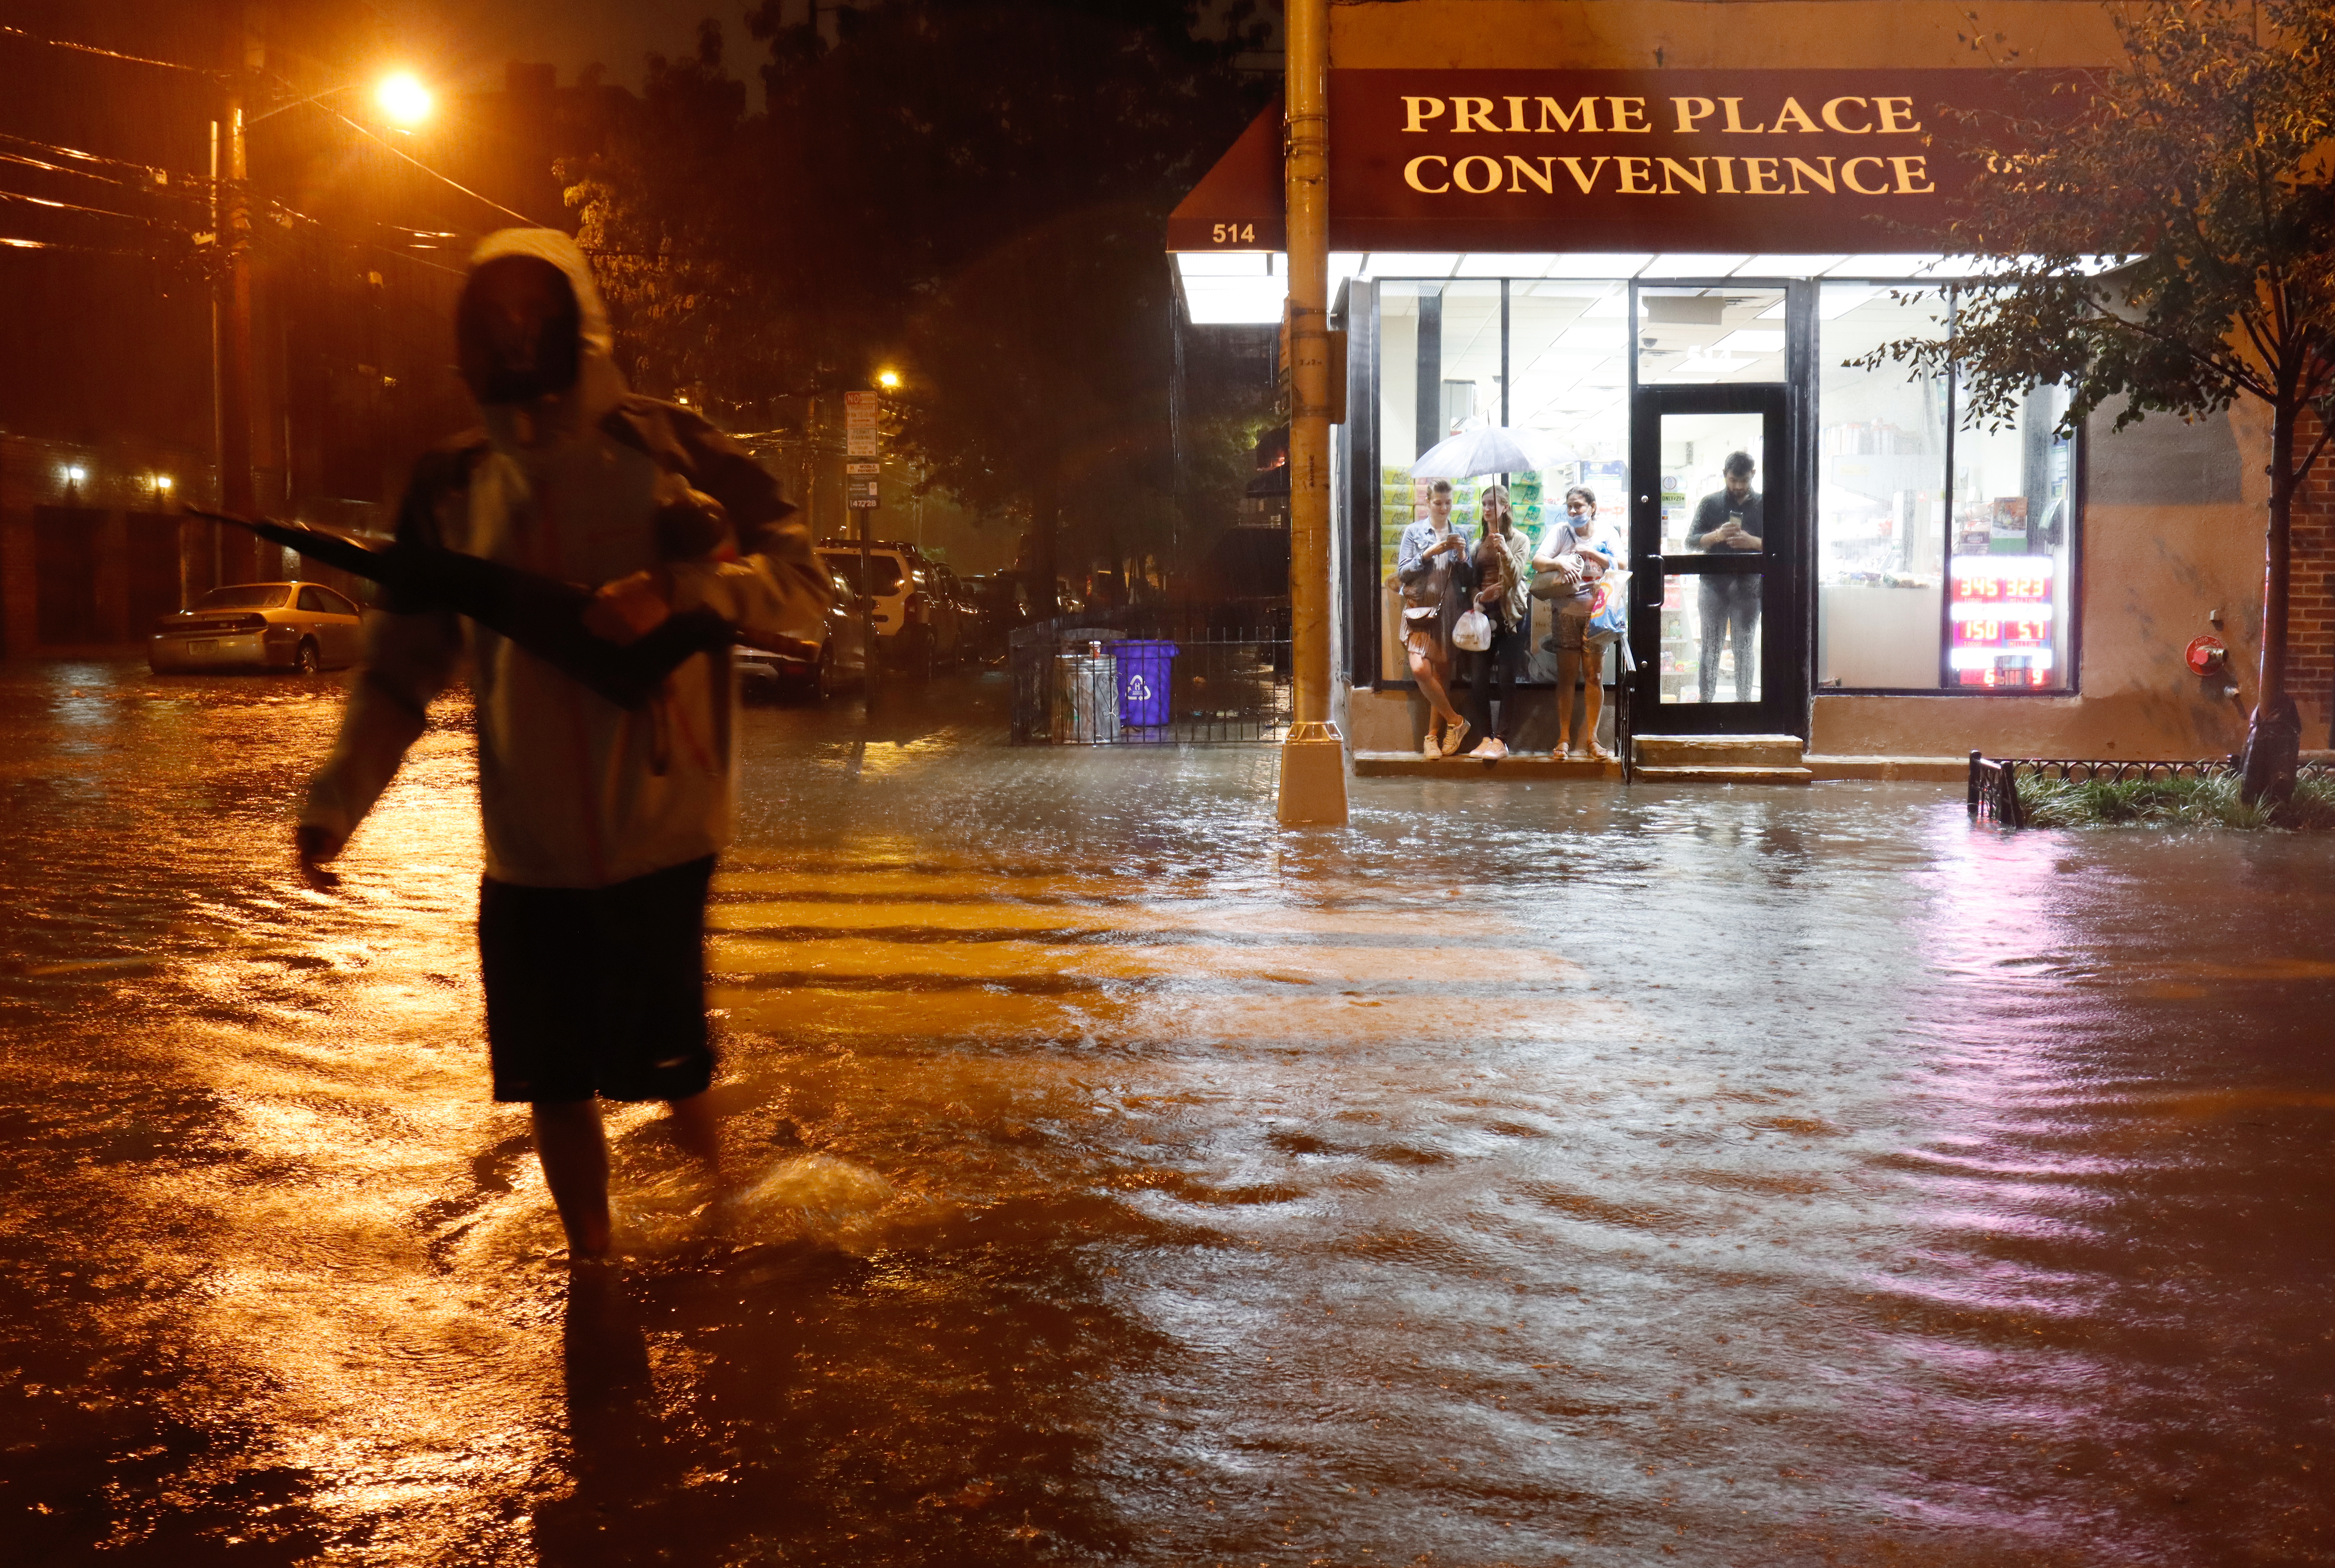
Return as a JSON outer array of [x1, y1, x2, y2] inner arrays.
[[568, 1, 1272, 614], [1864, 0, 2335, 800]]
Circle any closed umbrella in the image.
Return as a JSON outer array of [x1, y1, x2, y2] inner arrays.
[[188, 507, 738, 710], [1409, 426, 1558, 480]]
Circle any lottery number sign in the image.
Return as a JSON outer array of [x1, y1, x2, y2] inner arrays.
[[1949, 556, 2056, 687]]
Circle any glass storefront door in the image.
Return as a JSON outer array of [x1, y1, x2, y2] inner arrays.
[[1627, 386, 1802, 733]]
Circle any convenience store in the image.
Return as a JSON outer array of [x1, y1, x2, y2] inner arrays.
[[1170, 0, 2290, 767]]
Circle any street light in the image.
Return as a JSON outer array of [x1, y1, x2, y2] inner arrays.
[[876, 369, 902, 390], [251, 72, 436, 128], [376, 72, 432, 128]]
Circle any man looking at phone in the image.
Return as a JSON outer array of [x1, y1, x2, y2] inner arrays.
[[1688, 450, 1764, 704]]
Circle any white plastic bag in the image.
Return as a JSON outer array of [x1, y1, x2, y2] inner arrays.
[[1452, 607, 1492, 652]]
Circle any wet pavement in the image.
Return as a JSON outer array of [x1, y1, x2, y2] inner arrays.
[[1, 654, 2331, 1567]]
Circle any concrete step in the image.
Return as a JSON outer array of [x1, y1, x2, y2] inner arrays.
[[1801, 754, 1968, 783], [1633, 764, 1814, 785], [1353, 750, 1621, 779], [1634, 732, 1806, 769]]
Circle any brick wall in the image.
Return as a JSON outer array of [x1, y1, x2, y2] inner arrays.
[[2291, 408, 2335, 745]]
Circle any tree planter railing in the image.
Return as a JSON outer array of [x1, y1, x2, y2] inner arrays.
[[1009, 608, 1292, 746], [1967, 751, 2330, 826]]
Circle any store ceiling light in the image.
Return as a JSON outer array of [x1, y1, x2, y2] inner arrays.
[[1359, 252, 1461, 279], [1182, 274, 1287, 325], [1543, 254, 1652, 279], [1641, 254, 1753, 277], [1457, 253, 1559, 277], [1713, 329, 1786, 354], [1177, 252, 1270, 277]]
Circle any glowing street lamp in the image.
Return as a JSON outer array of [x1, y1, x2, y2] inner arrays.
[[876, 369, 901, 390], [376, 72, 432, 127]]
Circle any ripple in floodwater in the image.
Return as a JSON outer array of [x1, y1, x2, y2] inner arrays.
[[1, 659, 2331, 1567]]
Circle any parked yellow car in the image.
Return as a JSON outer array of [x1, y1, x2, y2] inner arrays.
[[148, 582, 366, 675]]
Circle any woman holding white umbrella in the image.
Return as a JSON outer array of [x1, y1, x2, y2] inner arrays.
[[1460, 483, 1534, 758]]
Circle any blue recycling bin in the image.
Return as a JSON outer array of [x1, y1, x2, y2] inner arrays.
[[1111, 639, 1178, 727]]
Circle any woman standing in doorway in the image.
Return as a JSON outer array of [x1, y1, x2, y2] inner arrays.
[[1536, 485, 1618, 760], [1461, 483, 1534, 759], [1395, 480, 1473, 755]]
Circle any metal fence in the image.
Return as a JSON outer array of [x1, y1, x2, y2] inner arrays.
[[1967, 750, 2330, 825], [1009, 610, 1291, 745]]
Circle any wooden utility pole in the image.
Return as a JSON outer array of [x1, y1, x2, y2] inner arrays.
[[214, 2, 259, 582], [1275, 0, 1347, 825]]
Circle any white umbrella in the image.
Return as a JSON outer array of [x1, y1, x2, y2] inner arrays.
[[1409, 426, 1558, 479]]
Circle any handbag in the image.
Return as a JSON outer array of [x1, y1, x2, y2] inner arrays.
[[1451, 607, 1492, 652], [1529, 555, 1586, 600]]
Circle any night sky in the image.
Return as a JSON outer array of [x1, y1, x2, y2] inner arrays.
[[391, 0, 773, 98]]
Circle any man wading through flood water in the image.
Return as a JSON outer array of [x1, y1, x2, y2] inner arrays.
[[294, 230, 834, 1260]]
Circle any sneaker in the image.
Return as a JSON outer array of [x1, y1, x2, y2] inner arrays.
[[1439, 718, 1472, 756], [1470, 736, 1508, 759], [1422, 729, 1442, 758]]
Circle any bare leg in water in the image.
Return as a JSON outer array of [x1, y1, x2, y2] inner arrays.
[[1554, 640, 1610, 758], [1406, 636, 1465, 747], [534, 1092, 725, 1260]]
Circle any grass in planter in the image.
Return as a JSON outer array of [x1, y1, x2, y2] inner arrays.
[[2017, 770, 2335, 830]]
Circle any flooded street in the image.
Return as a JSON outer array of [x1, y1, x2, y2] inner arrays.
[[2, 656, 2330, 1567]]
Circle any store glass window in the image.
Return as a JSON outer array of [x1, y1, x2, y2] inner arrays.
[[1951, 381, 2074, 690], [1635, 285, 1788, 387], [1815, 283, 2077, 692], [1507, 280, 1630, 682], [1374, 277, 1630, 685], [1816, 285, 1952, 688]]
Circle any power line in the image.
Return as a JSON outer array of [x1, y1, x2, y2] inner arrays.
[[0, 234, 166, 257], [0, 131, 198, 189], [303, 96, 547, 229], [0, 23, 219, 78], [0, 188, 179, 227]]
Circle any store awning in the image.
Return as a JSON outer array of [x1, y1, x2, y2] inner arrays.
[[1166, 100, 1284, 253]]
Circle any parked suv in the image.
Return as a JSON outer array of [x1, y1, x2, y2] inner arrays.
[[817, 540, 962, 676]]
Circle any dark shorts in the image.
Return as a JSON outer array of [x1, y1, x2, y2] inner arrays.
[[479, 854, 717, 1104]]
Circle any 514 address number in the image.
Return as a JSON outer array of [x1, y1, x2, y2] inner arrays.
[[1211, 223, 1256, 244]]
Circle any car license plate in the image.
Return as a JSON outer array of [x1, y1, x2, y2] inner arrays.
[[189, 639, 219, 656]]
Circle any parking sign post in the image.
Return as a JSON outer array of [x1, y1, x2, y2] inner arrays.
[[845, 391, 881, 698]]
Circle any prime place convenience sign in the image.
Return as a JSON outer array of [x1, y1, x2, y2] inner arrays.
[[1309, 69, 2073, 255]]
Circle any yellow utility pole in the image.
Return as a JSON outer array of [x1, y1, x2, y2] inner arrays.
[[1275, 0, 1348, 827]]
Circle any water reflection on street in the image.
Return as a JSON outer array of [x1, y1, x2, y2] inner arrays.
[[2, 656, 2330, 1566]]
